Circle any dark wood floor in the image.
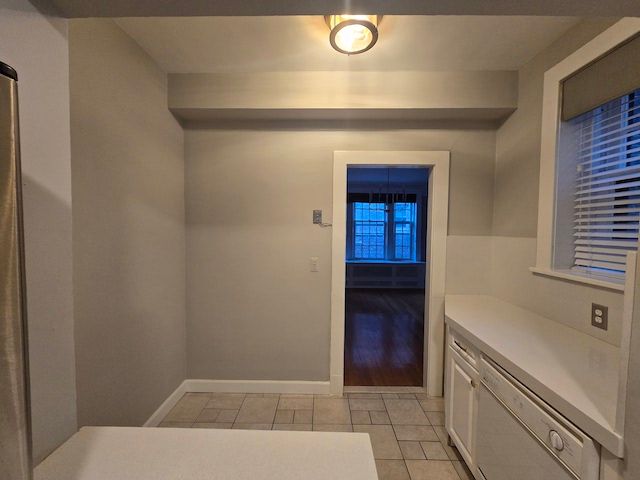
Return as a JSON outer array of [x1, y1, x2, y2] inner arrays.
[[344, 288, 425, 387]]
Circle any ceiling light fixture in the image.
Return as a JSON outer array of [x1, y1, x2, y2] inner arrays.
[[325, 15, 380, 55]]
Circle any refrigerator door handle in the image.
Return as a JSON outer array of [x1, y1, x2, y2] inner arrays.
[[0, 61, 32, 480]]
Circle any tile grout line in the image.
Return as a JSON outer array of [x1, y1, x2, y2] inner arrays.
[[169, 392, 463, 480], [269, 394, 278, 427], [384, 398, 415, 478], [232, 393, 246, 429]]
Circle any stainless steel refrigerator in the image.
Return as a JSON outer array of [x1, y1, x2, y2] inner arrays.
[[0, 61, 32, 480]]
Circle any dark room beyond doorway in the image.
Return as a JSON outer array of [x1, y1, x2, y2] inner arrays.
[[344, 166, 429, 387]]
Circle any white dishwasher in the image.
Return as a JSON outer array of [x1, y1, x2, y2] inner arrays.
[[476, 357, 600, 480]]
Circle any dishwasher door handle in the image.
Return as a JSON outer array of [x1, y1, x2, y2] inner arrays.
[[453, 340, 468, 353]]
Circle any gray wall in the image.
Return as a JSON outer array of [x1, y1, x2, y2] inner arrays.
[[70, 19, 186, 426], [0, 0, 77, 463], [185, 126, 496, 380], [168, 70, 517, 121], [493, 18, 618, 238], [491, 19, 626, 346]]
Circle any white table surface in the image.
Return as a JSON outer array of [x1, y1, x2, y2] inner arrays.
[[445, 294, 622, 456], [35, 426, 378, 480]]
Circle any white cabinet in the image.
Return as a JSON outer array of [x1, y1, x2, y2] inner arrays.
[[450, 358, 475, 460], [445, 327, 480, 473]]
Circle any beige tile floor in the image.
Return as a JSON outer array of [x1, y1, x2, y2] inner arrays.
[[159, 391, 474, 480]]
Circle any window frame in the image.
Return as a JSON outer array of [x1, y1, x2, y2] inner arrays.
[[533, 18, 640, 292]]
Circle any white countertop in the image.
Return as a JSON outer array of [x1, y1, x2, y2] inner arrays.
[[445, 295, 623, 456], [35, 427, 378, 480]]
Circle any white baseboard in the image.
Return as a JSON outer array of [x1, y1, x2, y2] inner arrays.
[[185, 379, 331, 395], [144, 379, 331, 427], [143, 380, 188, 427]]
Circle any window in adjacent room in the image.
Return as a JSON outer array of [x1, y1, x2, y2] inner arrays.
[[353, 201, 387, 260], [350, 200, 418, 261], [394, 202, 417, 260]]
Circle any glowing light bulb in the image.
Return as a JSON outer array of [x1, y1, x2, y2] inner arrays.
[[326, 15, 379, 55]]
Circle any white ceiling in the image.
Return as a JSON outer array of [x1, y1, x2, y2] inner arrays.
[[116, 16, 581, 73]]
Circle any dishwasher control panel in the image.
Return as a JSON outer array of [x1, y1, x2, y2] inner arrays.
[[480, 357, 589, 476]]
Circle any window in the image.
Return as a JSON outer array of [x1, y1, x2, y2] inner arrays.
[[350, 201, 418, 261], [353, 202, 386, 259], [534, 21, 639, 289], [562, 88, 640, 278], [394, 203, 417, 260]]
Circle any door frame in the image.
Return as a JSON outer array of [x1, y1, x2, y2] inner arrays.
[[330, 150, 450, 396]]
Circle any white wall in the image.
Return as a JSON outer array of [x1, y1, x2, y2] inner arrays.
[[491, 19, 625, 346], [0, 0, 77, 463], [69, 19, 187, 427], [185, 127, 496, 380]]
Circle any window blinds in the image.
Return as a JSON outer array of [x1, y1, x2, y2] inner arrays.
[[572, 89, 640, 275]]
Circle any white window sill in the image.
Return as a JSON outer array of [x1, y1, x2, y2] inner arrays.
[[529, 267, 625, 292]]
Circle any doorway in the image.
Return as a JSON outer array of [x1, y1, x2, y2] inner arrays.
[[344, 167, 428, 386], [330, 151, 450, 396]]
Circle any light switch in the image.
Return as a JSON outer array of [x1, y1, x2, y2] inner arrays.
[[310, 257, 319, 272]]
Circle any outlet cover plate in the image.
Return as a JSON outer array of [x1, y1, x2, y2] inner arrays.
[[591, 303, 608, 331]]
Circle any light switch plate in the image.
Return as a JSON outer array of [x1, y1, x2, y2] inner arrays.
[[310, 257, 319, 272], [591, 303, 608, 330]]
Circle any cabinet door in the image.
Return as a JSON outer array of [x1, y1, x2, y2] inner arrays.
[[448, 353, 476, 466]]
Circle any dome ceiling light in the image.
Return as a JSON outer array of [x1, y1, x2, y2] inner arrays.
[[325, 15, 380, 55]]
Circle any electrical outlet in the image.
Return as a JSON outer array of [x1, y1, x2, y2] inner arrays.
[[591, 303, 608, 330], [313, 210, 323, 224]]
